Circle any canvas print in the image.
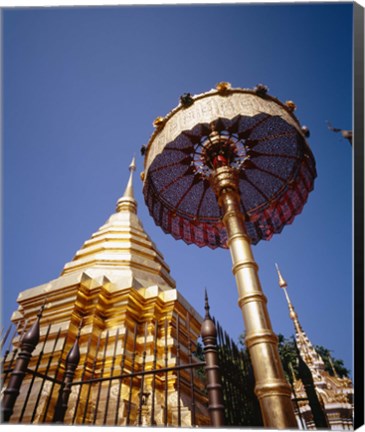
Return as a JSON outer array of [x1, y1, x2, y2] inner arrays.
[[1, 2, 362, 429]]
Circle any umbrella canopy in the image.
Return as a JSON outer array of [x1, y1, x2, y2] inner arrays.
[[143, 86, 316, 249]]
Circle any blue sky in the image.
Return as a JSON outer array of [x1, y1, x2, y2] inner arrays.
[[2, 4, 353, 374]]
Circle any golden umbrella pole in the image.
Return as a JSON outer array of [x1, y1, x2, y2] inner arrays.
[[211, 166, 297, 429]]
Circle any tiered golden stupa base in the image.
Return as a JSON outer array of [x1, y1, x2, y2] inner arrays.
[[9, 272, 209, 426]]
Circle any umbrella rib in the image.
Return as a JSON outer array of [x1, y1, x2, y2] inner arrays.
[[248, 164, 289, 183], [166, 146, 194, 154], [158, 174, 185, 194], [251, 151, 300, 160], [238, 113, 272, 138], [239, 196, 248, 215], [246, 112, 272, 129], [196, 183, 209, 219], [181, 130, 208, 145], [175, 181, 195, 209], [248, 130, 297, 147]]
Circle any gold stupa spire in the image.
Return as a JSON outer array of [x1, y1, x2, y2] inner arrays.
[[60, 158, 175, 289], [116, 156, 137, 213]]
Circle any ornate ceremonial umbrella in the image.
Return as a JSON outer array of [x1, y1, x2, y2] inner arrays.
[[142, 83, 316, 428]]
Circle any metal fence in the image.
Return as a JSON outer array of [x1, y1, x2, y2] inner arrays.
[[215, 319, 263, 427], [1, 302, 262, 427]]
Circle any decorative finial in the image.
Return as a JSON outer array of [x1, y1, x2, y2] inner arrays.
[[327, 121, 352, 145], [153, 116, 165, 128], [201, 288, 217, 339], [129, 156, 136, 173], [275, 263, 287, 288], [276, 264, 303, 334], [301, 125, 310, 138], [285, 100, 297, 112], [179, 93, 194, 107], [253, 83, 269, 96], [116, 156, 138, 213], [21, 302, 46, 347], [204, 288, 211, 320], [216, 81, 231, 92]]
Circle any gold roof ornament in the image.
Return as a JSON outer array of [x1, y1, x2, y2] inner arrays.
[[285, 100, 297, 111], [215, 81, 232, 92], [153, 116, 165, 128]]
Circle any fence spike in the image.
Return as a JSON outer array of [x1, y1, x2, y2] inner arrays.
[[137, 322, 148, 426], [201, 297, 224, 427], [1, 305, 44, 422], [42, 329, 69, 423], [19, 323, 52, 422], [126, 322, 138, 426], [93, 329, 109, 424], [187, 312, 197, 426], [104, 328, 120, 424], [82, 332, 102, 424], [31, 326, 62, 423], [150, 320, 158, 426], [1, 324, 12, 351], [72, 330, 94, 424], [163, 318, 169, 426], [176, 315, 181, 427], [53, 327, 81, 423], [115, 325, 129, 425]]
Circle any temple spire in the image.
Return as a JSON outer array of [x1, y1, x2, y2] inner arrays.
[[328, 355, 339, 378], [116, 157, 137, 213], [204, 289, 212, 320], [275, 263, 301, 334], [276, 263, 325, 372], [61, 156, 175, 288]]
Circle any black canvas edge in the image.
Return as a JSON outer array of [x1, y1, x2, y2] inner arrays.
[[354, 1, 365, 429]]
